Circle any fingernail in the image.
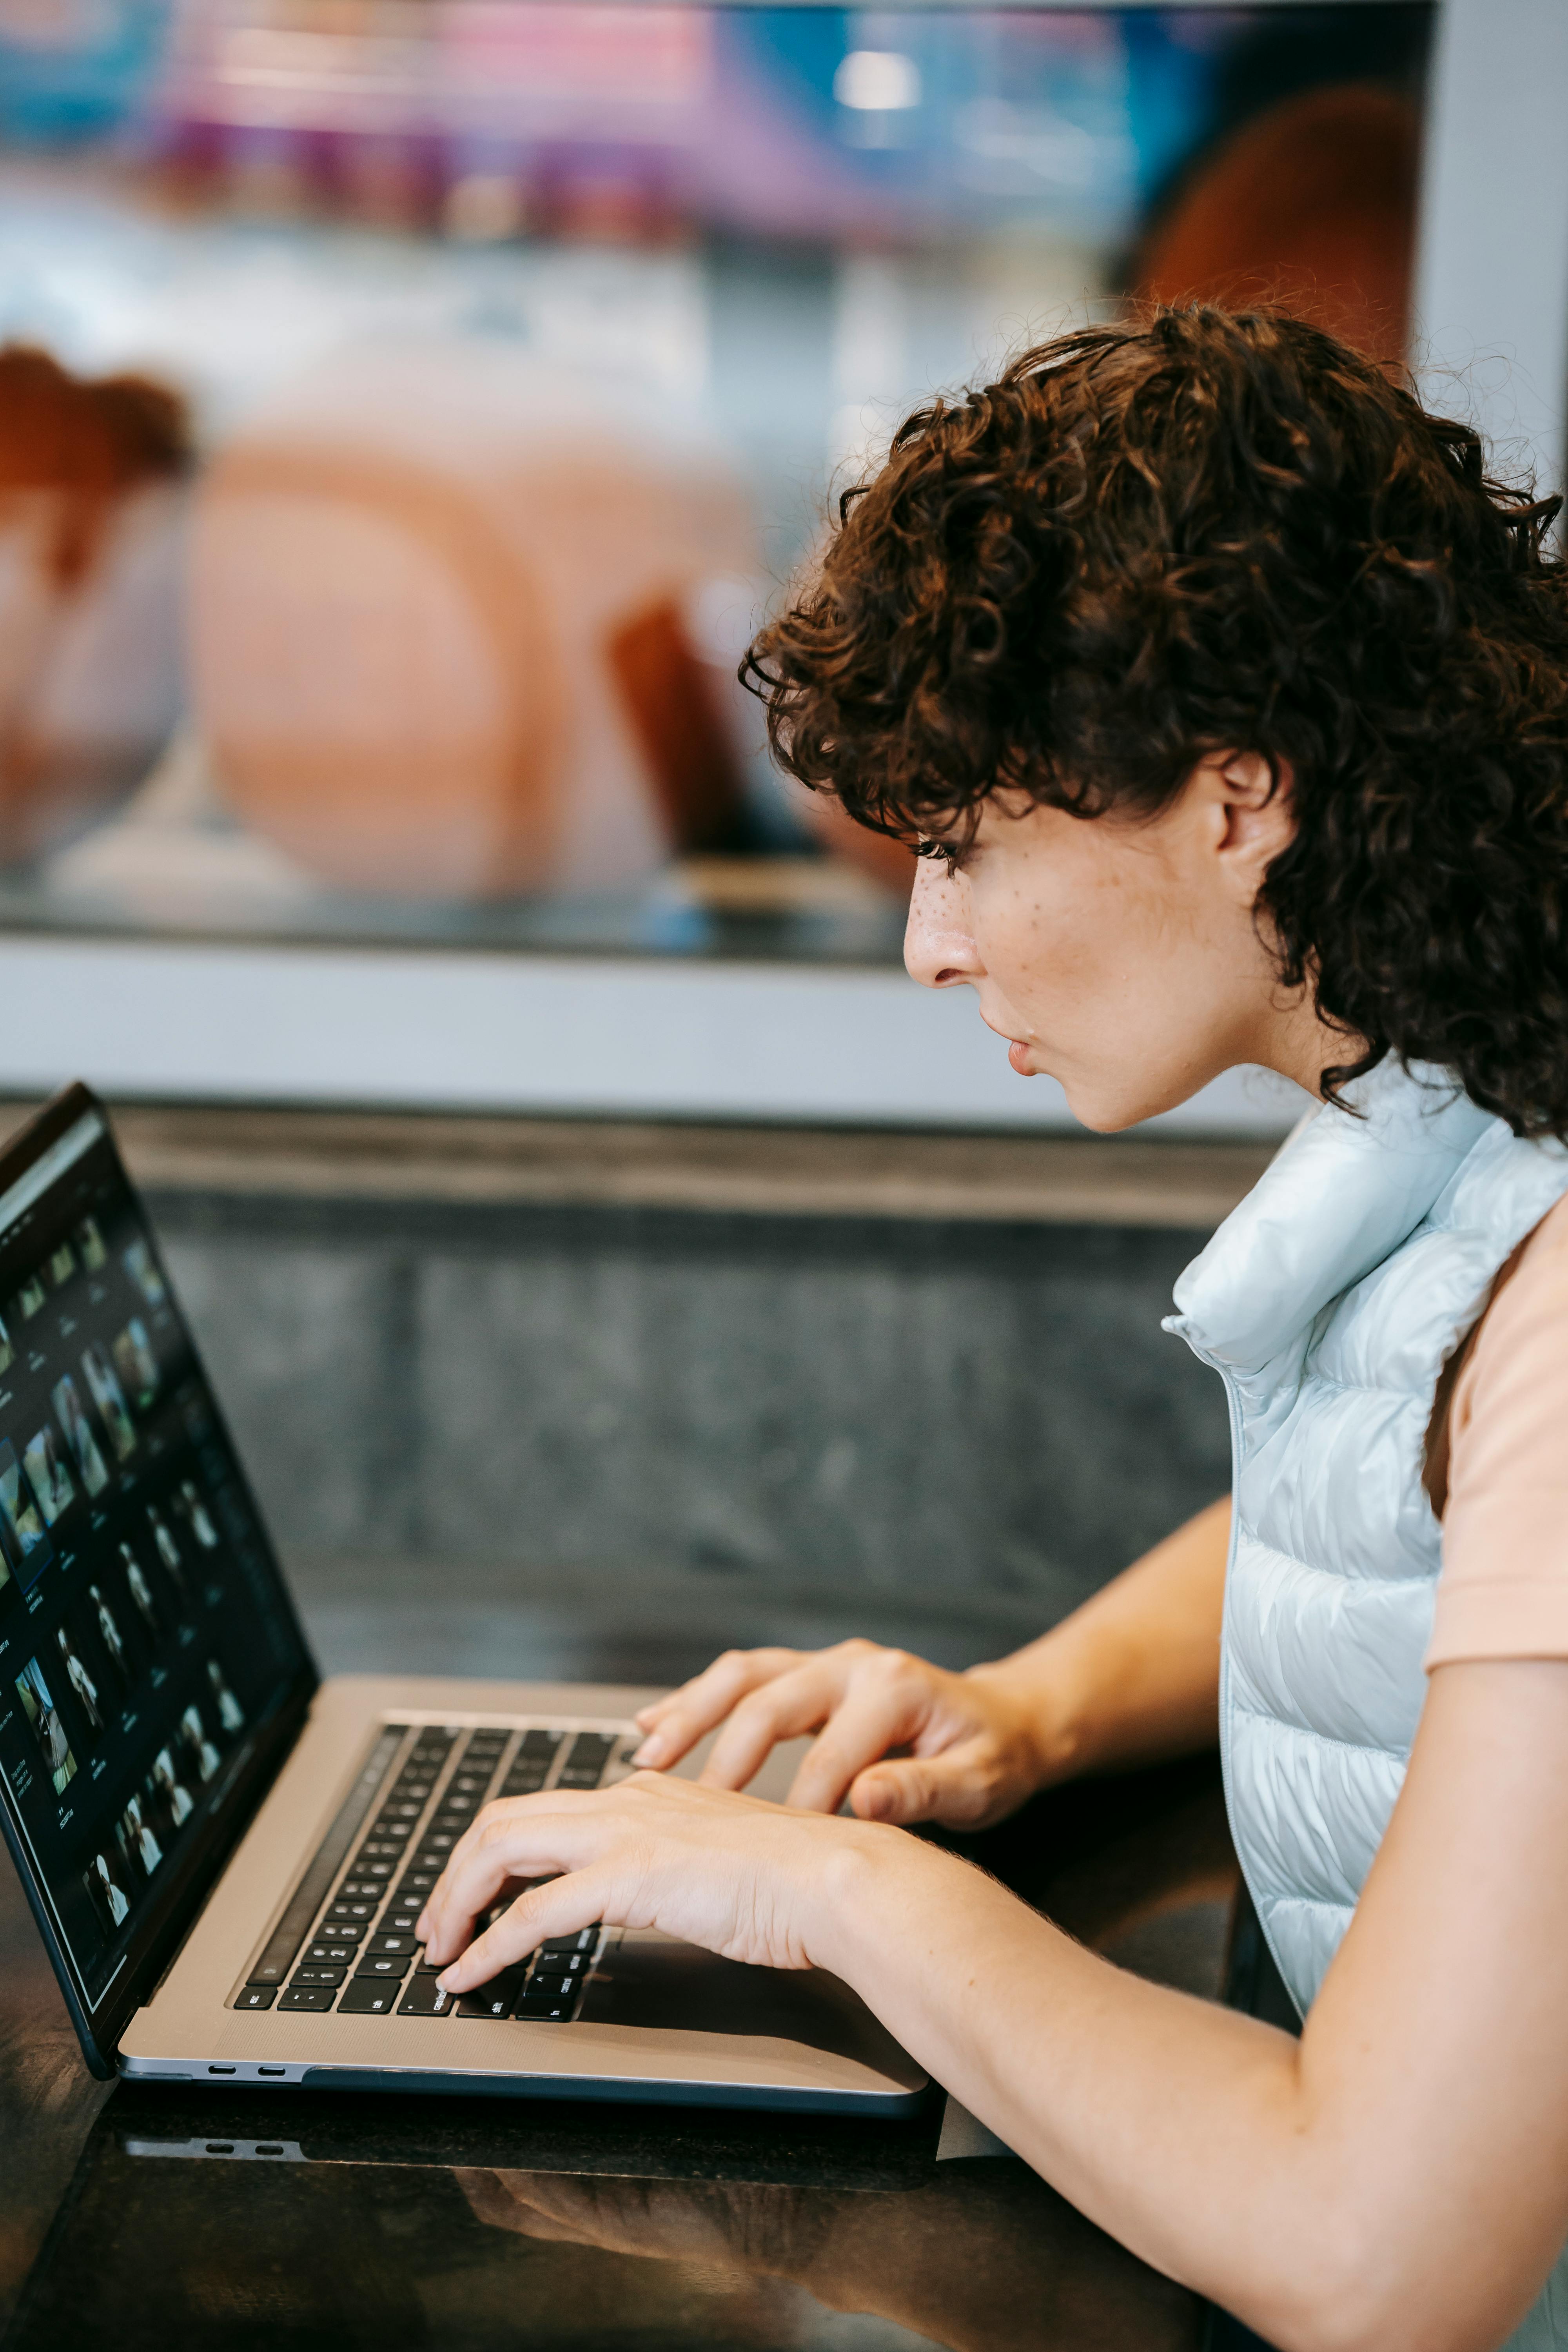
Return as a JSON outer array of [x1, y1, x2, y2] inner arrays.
[[414, 1910, 429, 1939], [632, 1736, 665, 1766], [437, 1968, 459, 1992]]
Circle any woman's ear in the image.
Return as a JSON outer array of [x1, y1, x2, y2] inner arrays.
[[1203, 750, 1295, 900]]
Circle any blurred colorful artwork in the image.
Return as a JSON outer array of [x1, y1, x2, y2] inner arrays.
[[0, 0, 1431, 941]]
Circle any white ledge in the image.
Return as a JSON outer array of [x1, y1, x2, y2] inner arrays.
[[0, 934, 1307, 1138]]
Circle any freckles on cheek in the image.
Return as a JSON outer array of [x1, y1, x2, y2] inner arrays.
[[984, 878, 1099, 1016]]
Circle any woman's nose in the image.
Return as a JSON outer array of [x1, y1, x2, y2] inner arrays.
[[904, 856, 985, 989]]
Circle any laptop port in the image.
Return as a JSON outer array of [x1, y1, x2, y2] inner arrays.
[[257, 2065, 286, 2076], [207, 2065, 236, 2075], [205, 2143, 234, 2154]]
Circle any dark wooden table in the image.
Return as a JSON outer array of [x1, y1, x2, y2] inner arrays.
[[0, 1694, 1236, 2350]]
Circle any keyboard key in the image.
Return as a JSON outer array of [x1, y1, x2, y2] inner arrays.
[[500, 1771, 547, 1797], [515, 1990, 573, 2021], [290, 1965, 345, 1988], [241, 1722, 405, 1991], [354, 1953, 412, 1979], [458, 1972, 524, 2020], [279, 1985, 335, 2012], [558, 1733, 616, 1789], [397, 1869, 439, 1895], [526, 1971, 577, 2001], [303, 1939, 354, 1967], [328, 1898, 377, 1923], [540, 1929, 599, 1955], [398, 1975, 454, 2017], [317, 1921, 367, 1944], [338, 1979, 397, 2015], [337, 1879, 387, 1902], [368, 1930, 418, 1956], [234, 1985, 276, 2010]]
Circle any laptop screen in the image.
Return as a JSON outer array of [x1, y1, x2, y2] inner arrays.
[[0, 1093, 315, 2040]]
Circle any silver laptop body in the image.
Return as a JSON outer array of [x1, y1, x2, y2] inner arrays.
[[0, 1087, 925, 2116]]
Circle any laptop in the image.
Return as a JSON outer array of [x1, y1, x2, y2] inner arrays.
[[0, 1083, 926, 2114]]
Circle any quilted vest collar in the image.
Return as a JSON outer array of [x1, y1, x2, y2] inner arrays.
[[1166, 1060, 1497, 1378]]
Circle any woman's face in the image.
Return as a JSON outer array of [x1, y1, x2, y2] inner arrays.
[[903, 754, 1316, 1131]]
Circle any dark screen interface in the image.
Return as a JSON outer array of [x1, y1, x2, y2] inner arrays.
[[0, 1109, 310, 2015]]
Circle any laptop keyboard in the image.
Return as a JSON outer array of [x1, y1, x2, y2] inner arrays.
[[230, 1721, 631, 2022]]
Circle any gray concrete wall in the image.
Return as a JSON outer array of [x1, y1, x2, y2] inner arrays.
[[151, 1188, 1230, 1652]]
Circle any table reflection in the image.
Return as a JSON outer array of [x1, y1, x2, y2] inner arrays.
[[458, 2157, 1197, 2350], [8, 2085, 1197, 2351]]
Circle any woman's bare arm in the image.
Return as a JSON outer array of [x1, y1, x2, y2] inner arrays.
[[425, 1653, 1568, 2352], [977, 1494, 1229, 1780]]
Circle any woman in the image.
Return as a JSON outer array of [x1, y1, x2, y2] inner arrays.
[[421, 311, 1568, 2352]]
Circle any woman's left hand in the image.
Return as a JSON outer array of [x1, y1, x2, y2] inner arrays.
[[416, 1769, 908, 1992]]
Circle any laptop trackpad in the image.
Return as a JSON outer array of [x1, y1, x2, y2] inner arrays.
[[580, 1932, 909, 2071]]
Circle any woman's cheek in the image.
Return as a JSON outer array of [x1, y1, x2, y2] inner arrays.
[[980, 889, 1089, 1027]]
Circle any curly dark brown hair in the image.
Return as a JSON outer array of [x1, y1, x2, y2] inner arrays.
[[742, 307, 1568, 1137]]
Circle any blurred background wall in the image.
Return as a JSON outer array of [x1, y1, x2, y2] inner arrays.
[[130, 1112, 1248, 1676]]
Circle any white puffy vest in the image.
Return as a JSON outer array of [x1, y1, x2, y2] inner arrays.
[[1167, 1060, 1568, 2018]]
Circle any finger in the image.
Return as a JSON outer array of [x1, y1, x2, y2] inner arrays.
[[633, 1648, 800, 1740], [413, 1800, 531, 1939], [784, 1667, 930, 1813], [453, 2170, 625, 2253], [417, 1769, 597, 1919], [420, 1798, 605, 1961], [437, 1867, 618, 1993], [454, 2168, 530, 2235], [848, 1741, 998, 1829], [698, 1660, 858, 1793], [630, 1649, 803, 1768]]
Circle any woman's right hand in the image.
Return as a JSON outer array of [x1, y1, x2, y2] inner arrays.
[[629, 1639, 1052, 1829]]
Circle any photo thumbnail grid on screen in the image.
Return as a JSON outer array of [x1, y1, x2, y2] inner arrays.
[[0, 1111, 304, 2011]]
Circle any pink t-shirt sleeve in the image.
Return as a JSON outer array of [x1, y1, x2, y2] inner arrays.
[[1428, 1190, 1568, 1669]]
